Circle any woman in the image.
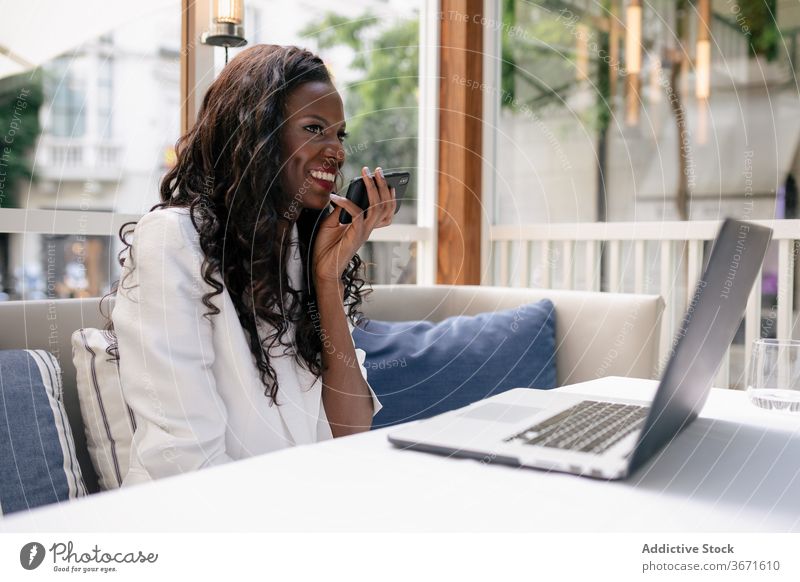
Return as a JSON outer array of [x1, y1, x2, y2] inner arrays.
[[111, 44, 394, 486]]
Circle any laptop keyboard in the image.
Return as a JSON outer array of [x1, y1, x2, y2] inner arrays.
[[503, 400, 649, 455]]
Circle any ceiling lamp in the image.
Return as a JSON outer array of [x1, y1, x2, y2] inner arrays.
[[202, 0, 247, 56]]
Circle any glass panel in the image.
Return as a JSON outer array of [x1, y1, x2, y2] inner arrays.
[[492, 1, 800, 381], [212, 0, 422, 225], [10, 235, 113, 300], [360, 240, 417, 285], [1, 2, 423, 299], [0, 1, 182, 299], [47, 56, 87, 138], [495, 0, 609, 226], [496, 0, 800, 224]]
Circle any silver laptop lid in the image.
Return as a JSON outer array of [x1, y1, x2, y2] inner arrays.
[[628, 219, 772, 473]]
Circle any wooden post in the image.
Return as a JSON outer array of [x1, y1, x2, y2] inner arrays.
[[180, 0, 195, 135], [437, 0, 484, 285], [180, 0, 214, 134]]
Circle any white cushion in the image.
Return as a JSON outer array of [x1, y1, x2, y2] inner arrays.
[[71, 328, 136, 490]]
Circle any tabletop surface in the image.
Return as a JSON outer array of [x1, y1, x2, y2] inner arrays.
[[3, 376, 800, 532]]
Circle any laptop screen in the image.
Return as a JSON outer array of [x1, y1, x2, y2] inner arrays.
[[628, 219, 772, 473]]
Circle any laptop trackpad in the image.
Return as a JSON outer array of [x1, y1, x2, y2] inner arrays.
[[458, 402, 544, 423]]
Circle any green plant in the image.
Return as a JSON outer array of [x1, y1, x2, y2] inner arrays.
[[739, 0, 779, 60], [0, 69, 43, 294], [0, 69, 43, 209]]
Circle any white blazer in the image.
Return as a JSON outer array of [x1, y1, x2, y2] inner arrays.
[[112, 207, 381, 486]]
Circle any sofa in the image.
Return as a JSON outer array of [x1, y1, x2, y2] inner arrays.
[[0, 284, 663, 494]]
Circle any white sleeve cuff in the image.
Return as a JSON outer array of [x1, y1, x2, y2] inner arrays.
[[355, 346, 383, 417]]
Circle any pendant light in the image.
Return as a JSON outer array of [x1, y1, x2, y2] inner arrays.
[[201, 0, 248, 65]]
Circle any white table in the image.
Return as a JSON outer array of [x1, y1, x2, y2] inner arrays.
[[3, 377, 800, 532]]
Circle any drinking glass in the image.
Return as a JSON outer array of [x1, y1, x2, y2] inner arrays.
[[747, 339, 800, 413]]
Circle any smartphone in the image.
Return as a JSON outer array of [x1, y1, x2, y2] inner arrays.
[[339, 170, 411, 225]]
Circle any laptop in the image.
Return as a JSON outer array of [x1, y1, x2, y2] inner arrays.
[[388, 219, 772, 480]]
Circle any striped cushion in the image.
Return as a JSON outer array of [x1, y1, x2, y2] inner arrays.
[[71, 328, 136, 491], [0, 349, 87, 514]]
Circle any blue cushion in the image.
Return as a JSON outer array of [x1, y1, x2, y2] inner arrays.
[[353, 299, 557, 428], [0, 350, 87, 514]]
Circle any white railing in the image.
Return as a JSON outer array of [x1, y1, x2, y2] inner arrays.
[[489, 220, 800, 389], [0, 208, 431, 243], [0, 207, 434, 301]]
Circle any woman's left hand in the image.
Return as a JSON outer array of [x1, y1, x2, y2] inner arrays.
[[313, 166, 396, 286]]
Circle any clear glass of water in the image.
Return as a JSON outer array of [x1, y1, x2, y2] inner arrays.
[[747, 339, 800, 413]]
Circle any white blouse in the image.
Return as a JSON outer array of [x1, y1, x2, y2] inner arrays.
[[112, 207, 381, 486]]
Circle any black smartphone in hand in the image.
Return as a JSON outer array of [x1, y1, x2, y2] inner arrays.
[[339, 170, 411, 225]]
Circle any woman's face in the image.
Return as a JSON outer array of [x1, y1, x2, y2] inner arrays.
[[279, 81, 347, 215]]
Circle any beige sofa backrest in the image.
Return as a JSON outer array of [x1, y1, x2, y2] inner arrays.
[[361, 285, 664, 386], [0, 285, 663, 493]]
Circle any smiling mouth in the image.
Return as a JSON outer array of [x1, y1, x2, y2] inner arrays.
[[309, 169, 336, 192]]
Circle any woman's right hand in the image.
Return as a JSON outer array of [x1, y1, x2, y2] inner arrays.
[[312, 166, 396, 285]]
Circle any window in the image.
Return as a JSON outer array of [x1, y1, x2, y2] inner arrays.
[[491, 0, 800, 225], [484, 0, 800, 385], [47, 56, 86, 138], [212, 0, 429, 284], [1, 0, 433, 300], [0, 1, 182, 300]]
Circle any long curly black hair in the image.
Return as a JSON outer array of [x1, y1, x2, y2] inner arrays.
[[104, 44, 369, 404]]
